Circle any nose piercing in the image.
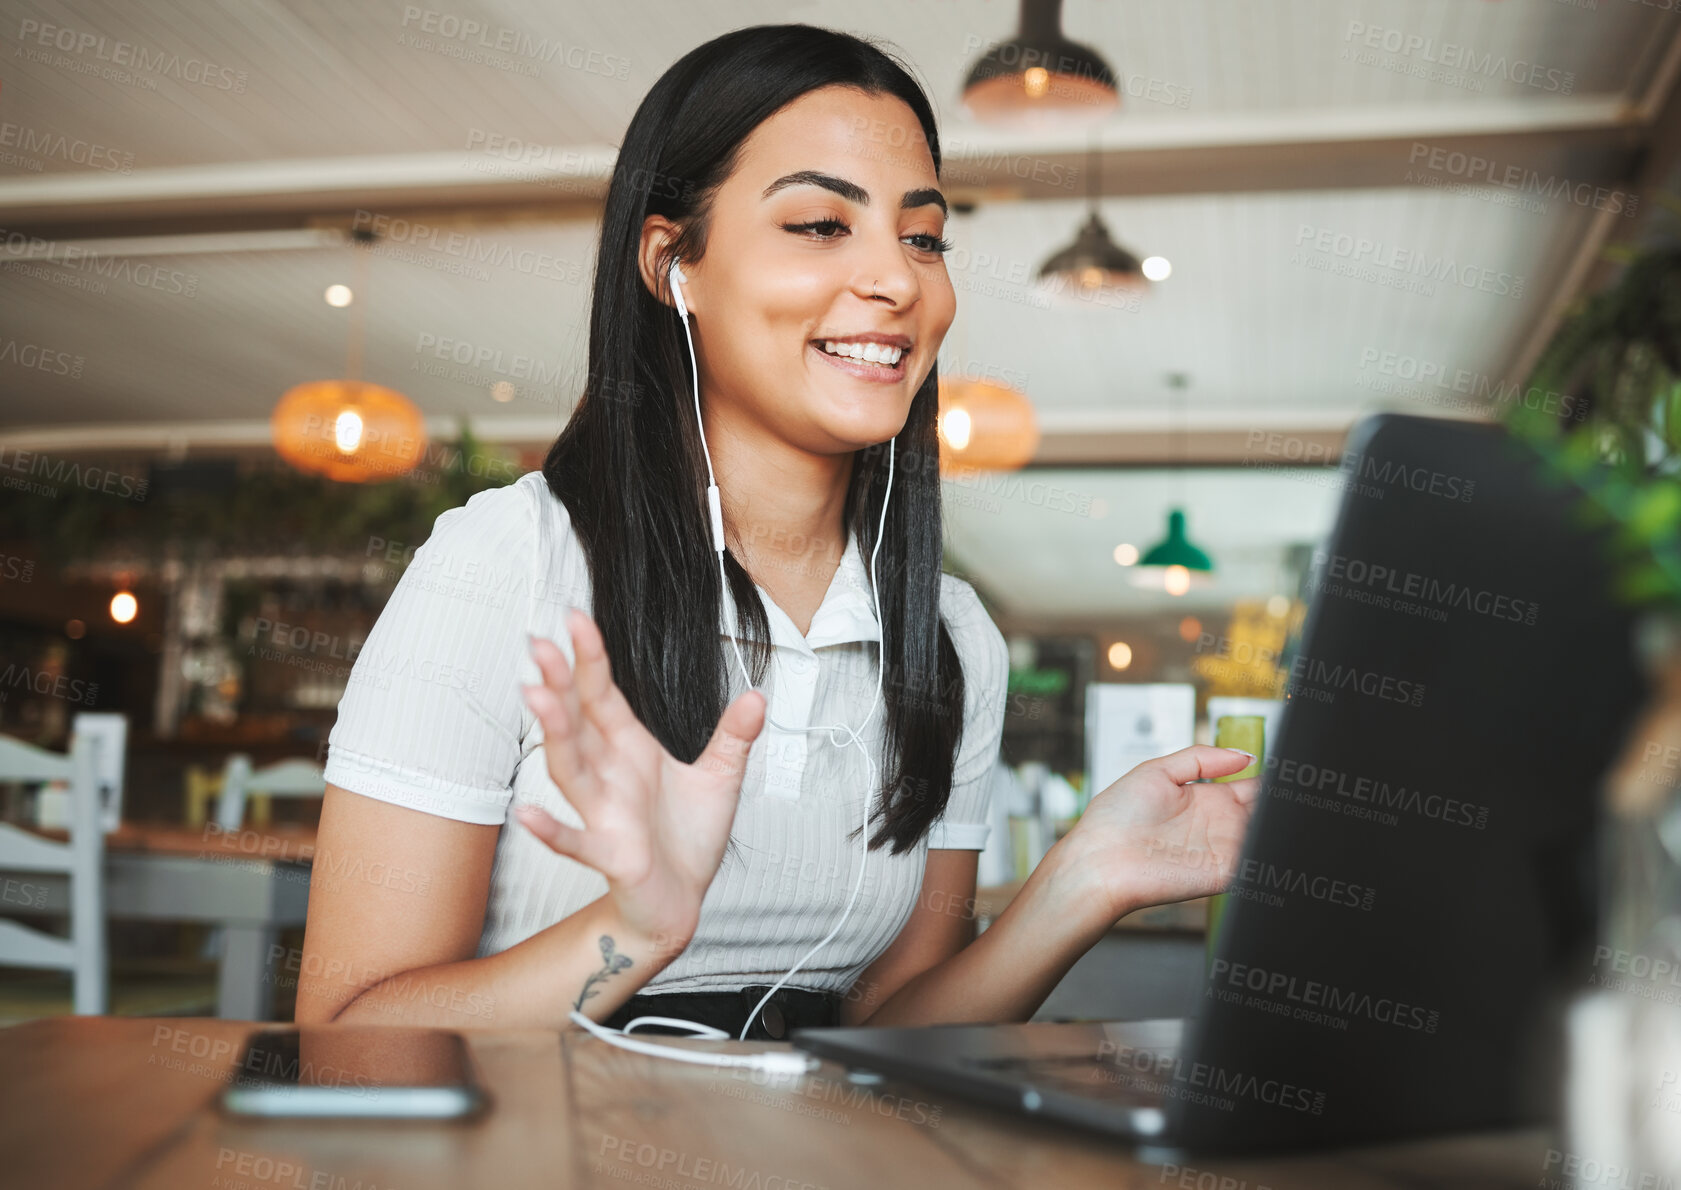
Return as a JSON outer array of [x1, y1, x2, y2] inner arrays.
[[872, 280, 879, 299]]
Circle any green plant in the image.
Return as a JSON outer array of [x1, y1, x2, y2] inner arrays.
[[1507, 210, 1681, 609], [0, 422, 520, 569]]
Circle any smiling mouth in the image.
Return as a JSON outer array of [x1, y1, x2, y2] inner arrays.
[[811, 339, 907, 374]]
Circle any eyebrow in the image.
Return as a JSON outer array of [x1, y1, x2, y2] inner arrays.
[[761, 170, 947, 216]]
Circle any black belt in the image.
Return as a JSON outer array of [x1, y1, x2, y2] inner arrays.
[[599, 985, 842, 1042]]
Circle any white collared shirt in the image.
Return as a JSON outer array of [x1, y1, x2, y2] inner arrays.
[[325, 471, 1009, 994]]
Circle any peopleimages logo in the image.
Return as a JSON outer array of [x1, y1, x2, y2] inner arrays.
[[1208, 959, 1442, 1033], [1310, 549, 1540, 626], [1094, 1040, 1328, 1115], [15, 19, 249, 92], [1588, 945, 1681, 1006], [1233, 857, 1377, 912], [1342, 22, 1575, 93], [1242, 427, 1477, 498], [353, 210, 588, 284], [1337, 450, 1475, 503], [1141, 839, 1377, 912], [1355, 347, 1589, 423], [1191, 633, 1426, 706], [0, 228, 200, 297], [398, 6, 628, 79], [1406, 143, 1638, 217], [1539, 1148, 1676, 1190], [0, 340, 85, 380], [1264, 754, 1492, 830], [1293, 223, 1525, 298], [0, 450, 148, 501], [1239, 431, 1475, 505], [0, 122, 134, 172], [1283, 652, 1425, 707]]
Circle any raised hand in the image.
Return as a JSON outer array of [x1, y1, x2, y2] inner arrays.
[[1057, 746, 1261, 921], [513, 607, 766, 954]]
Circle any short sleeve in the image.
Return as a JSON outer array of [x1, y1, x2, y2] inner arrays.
[[926, 578, 1010, 850], [323, 476, 543, 825]]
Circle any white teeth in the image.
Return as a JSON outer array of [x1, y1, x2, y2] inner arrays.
[[819, 341, 903, 365]]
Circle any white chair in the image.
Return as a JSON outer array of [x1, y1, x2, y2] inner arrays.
[[210, 754, 324, 1020], [0, 727, 109, 1014], [214, 754, 326, 832]]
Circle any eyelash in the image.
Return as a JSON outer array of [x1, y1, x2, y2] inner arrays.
[[780, 218, 953, 255]]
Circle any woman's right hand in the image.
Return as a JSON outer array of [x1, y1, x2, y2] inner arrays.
[[513, 607, 766, 958]]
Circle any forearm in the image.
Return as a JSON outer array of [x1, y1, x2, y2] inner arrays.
[[327, 895, 688, 1029], [861, 841, 1118, 1028]]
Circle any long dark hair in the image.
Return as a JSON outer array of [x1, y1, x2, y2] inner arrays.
[[543, 24, 965, 855]]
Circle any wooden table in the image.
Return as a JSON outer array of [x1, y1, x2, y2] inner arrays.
[[0, 1017, 1560, 1189], [6, 823, 316, 1020]]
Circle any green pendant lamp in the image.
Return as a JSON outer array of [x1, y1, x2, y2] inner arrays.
[[1129, 375, 1215, 596], [1130, 508, 1214, 595], [1140, 510, 1212, 570]]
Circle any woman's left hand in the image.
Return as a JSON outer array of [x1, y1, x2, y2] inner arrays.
[[1055, 746, 1261, 923]]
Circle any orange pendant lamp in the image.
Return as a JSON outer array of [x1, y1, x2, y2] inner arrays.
[[937, 378, 1040, 473], [935, 203, 1039, 474], [272, 231, 426, 483], [272, 379, 427, 483]]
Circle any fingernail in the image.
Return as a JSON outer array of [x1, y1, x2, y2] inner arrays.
[[527, 632, 540, 657], [1225, 748, 1255, 760]]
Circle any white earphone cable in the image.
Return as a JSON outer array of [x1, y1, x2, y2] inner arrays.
[[723, 441, 893, 1042], [570, 262, 895, 1070]]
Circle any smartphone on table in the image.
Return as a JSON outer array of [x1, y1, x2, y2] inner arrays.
[[218, 1027, 489, 1119]]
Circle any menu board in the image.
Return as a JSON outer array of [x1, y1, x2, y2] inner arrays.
[[1084, 683, 1196, 796]]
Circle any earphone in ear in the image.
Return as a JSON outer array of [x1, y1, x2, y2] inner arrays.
[[666, 257, 725, 552], [668, 259, 690, 319]]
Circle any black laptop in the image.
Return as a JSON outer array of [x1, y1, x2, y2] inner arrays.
[[793, 413, 1650, 1155]]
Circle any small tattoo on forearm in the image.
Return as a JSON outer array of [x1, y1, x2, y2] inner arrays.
[[575, 934, 634, 1011]]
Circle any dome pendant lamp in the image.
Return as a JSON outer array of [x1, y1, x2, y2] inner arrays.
[[961, 0, 1119, 128], [272, 229, 427, 484], [1039, 141, 1148, 299]]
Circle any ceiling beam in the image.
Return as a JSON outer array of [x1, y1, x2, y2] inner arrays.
[[0, 97, 1650, 239]]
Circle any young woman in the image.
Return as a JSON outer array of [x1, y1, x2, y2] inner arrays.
[[297, 24, 1258, 1039]]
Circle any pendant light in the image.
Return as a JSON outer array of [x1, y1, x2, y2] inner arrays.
[[937, 204, 1040, 473], [962, 0, 1119, 127], [272, 230, 427, 484], [1039, 139, 1147, 299], [937, 378, 1041, 472], [1131, 374, 1214, 596]]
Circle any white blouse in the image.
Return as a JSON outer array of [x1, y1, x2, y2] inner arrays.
[[323, 471, 1010, 995]]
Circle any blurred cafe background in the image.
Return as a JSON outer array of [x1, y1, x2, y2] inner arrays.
[[2, 0, 1680, 1093]]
